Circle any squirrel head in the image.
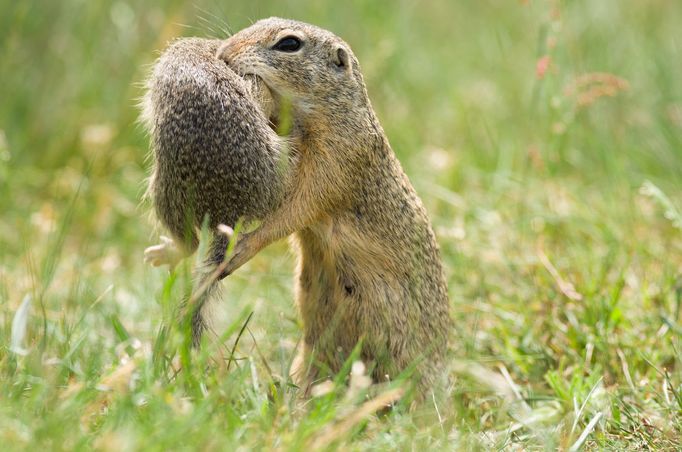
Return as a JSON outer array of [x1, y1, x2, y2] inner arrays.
[[216, 18, 369, 126]]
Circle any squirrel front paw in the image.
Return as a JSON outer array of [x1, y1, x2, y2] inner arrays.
[[144, 235, 182, 269]]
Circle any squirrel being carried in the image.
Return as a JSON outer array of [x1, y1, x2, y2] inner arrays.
[[142, 18, 452, 396]]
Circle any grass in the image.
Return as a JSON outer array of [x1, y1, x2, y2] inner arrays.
[[1, 0, 681, 449]]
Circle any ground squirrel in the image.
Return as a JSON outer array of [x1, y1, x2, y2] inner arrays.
[[145, 19, 452, 394], [141, 37, 286, 340]]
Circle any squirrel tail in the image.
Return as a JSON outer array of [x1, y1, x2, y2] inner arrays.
[[185, 232, 230, 347]]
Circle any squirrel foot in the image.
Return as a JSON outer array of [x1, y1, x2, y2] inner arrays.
[[144, 235, 183, 269]]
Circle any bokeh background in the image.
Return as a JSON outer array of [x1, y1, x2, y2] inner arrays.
[[1, 0, 681, 448]]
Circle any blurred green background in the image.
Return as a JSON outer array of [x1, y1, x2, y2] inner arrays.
[[1, 0, 681, 448], [1, 0, 680, 255]]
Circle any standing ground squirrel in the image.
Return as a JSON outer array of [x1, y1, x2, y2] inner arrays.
[[144, 19, 452, 394]]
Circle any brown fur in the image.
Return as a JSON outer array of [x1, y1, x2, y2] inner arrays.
[[213, 18, 453, 393], [141, 38, 286, 341]]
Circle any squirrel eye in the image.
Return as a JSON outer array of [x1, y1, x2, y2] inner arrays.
[[272, 36, 302, 52]]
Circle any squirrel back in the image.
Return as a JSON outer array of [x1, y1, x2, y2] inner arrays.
[[142, 38, 284, 253]]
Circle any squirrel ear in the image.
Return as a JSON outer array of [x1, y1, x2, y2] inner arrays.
[[332, 45, 352, 72]]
